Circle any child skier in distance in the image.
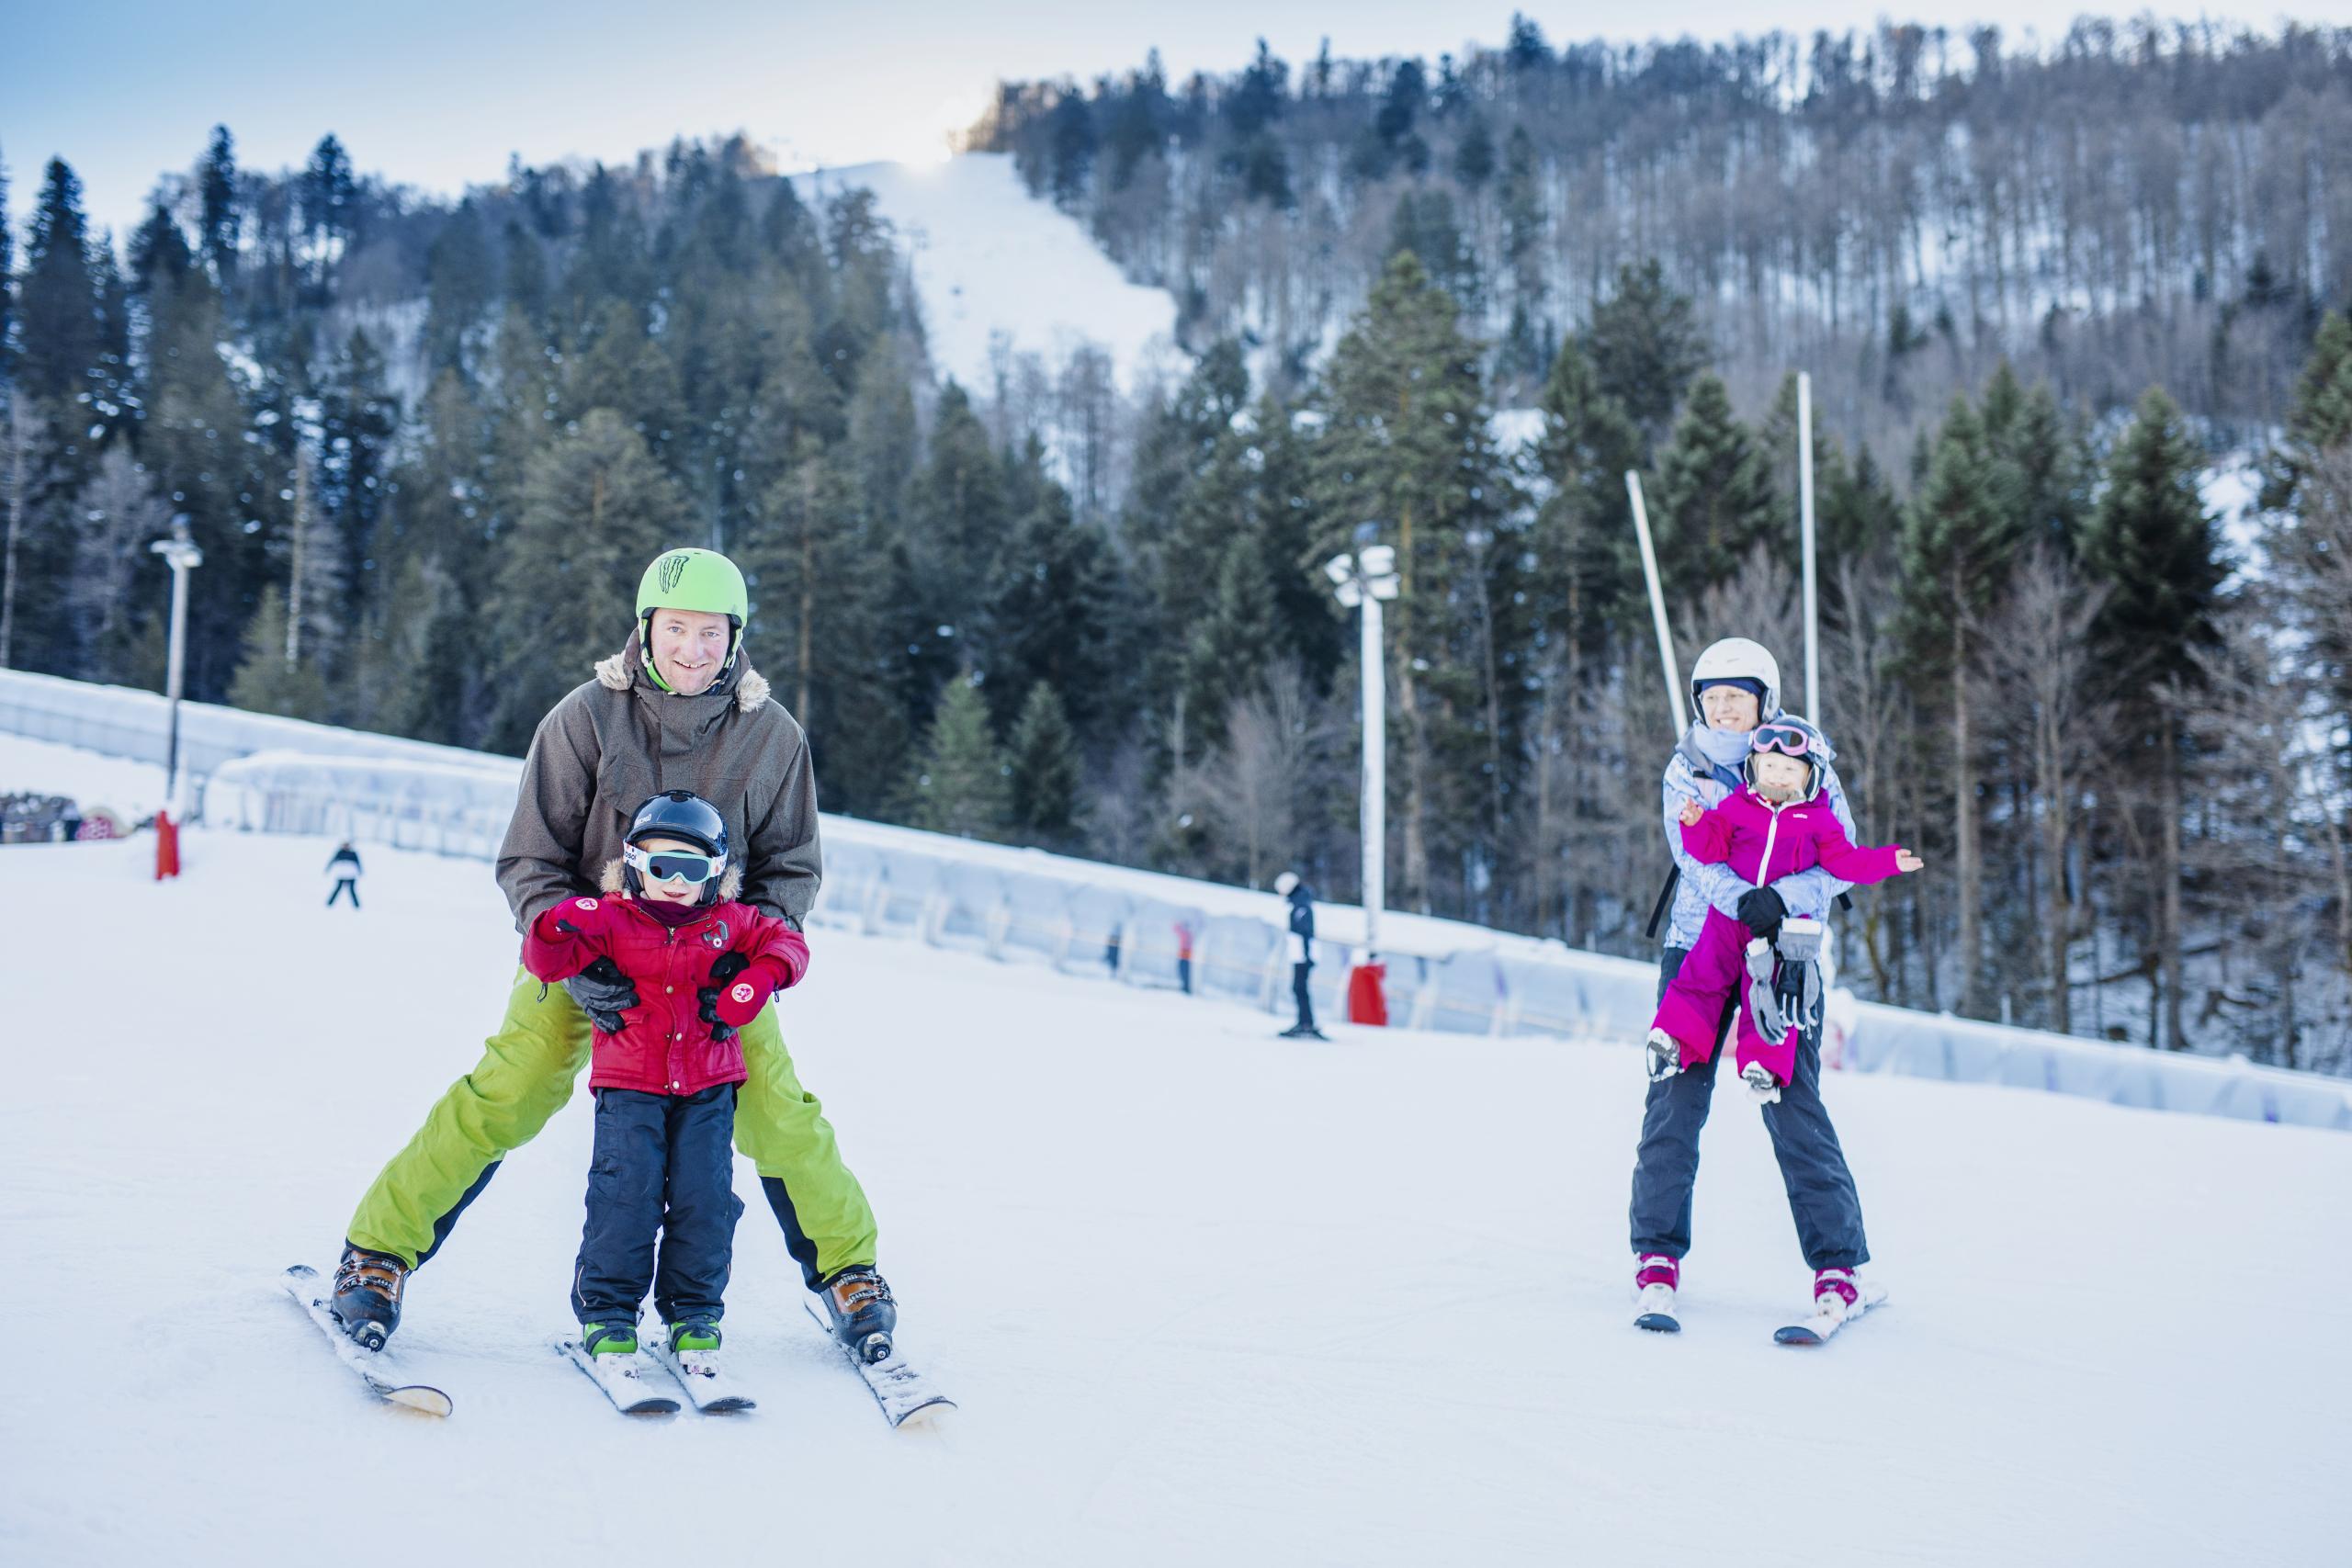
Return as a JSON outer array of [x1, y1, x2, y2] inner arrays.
[[1647, 716, 1922, 1103], [520, 789, 809, 1384]]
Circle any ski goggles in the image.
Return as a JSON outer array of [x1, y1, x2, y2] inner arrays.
[[1750, 722, 1814, 759], [625, 844, 725, 885]]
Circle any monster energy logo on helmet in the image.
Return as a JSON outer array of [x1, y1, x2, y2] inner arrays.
[[635, 547, 750, 691]]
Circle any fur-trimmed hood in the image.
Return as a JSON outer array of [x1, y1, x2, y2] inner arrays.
[[594, 628, 772, 713], [598, 857, 746, 903]]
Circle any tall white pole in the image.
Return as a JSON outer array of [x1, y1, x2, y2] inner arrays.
[[1625, 471, 1688, 739], [164, 555, 191, 811], [1798, 371, 1820, 722], [1360, 592, 1385, 957]]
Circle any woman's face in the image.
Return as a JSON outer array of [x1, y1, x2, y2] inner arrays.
[[1701, 684, 1761, 733]]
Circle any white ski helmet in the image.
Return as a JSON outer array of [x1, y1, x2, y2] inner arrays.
[[1689, 637, 1781, 721], [1274, 872, 1301, 897]]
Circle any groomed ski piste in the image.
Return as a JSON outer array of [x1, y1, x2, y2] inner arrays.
[[4, 823, 2350, 1562]]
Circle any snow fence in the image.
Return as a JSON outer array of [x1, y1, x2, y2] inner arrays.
[[5, 673, 2347, 1134]]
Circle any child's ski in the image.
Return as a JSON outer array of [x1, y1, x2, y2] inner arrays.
[[280, 1265, 453, 1416], [552, 1335, 682, 1415], [1774, 1278, 1889, 1346], [803, 1297, 955, 1429], [646, 1327, 756, 1413]]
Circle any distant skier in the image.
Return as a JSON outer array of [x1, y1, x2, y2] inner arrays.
[[1648, 716, 1923, 1101], [521, 790, 810, 1382], [1274, 872, 1324, 1039], [329, 547, 897, 1366], [1629, 638, 1878, 1331], [324, 841, 362, 908], [1174, 918, 1194, 995]]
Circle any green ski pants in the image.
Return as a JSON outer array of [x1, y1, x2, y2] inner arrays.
[[346, 968, 877, 1285]]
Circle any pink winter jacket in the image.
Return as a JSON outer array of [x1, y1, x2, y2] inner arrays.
[[1681, 785, 1908, 901]]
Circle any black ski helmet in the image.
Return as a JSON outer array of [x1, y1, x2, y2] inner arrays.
[[622, 790, 731, 905]]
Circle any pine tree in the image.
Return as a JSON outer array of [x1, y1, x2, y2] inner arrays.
[[198, 126, 240, 286], [1008, 682, 1082, 844], [1653, 373, 1777, 608], [909, 379, 1008, 691], [1584, 259, 1706, 451], [486, 408, 682, 750], [905, 676, 1010, 840], [1528, 333, 1643, 677], [2265, 310, 2352, 510], [984, 442, 1115, 740], [228, 584, 330, 719], [17, 160, 104, 405]]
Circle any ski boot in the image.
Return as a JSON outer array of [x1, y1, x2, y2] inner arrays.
[[330, 1242, 408, 1351], [582, 1322, 640, 1358], [1634, 1254, 1681, 1332], [669, 1320, 723, 1378], [1644, 1027, 1681, 1083], [1812, 1267, 1860, 1316], [814, 1265, 898, 1364], [1741, 1060, 1783, 1105]]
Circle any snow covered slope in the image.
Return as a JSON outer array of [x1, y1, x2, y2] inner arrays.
[[793, 153, 1180, 395], [2, 829, 2346, 1564]]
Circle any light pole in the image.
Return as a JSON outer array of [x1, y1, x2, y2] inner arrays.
[[150, 517, 202, 813], [1325, 541, 1401, 964]]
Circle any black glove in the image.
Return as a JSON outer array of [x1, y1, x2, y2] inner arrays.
[[563, 956, 640, 1034], [697, 952, 752, 1044], [1736, 886, 1788, 942]]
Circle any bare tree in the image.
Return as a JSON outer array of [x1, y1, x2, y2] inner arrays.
[[67, 447, 172, 682]]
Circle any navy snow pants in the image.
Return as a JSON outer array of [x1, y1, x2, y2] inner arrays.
[[571, 1083, 745, 1329], [1628, 946, 1868, 1271]]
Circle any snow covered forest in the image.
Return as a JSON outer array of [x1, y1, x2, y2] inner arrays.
[[5, 15, 2352, 1071]]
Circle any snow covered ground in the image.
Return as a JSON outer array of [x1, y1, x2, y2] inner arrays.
[[4, 829, 2347, 1565], [0, 732, 169, 818], [793, 154, 1181, 397]]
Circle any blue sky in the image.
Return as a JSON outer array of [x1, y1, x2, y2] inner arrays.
[[4, 2, 2318, 237]]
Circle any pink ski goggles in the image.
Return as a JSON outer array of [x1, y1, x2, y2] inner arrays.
[[1750, 722, 1814, 759]]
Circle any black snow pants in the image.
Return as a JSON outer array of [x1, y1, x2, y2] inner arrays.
[[1291, 962, 1316, 1032], [1628, 946, 1868, 1271], [571, 1083, 744, 1329], [326, 878, 359, 908]]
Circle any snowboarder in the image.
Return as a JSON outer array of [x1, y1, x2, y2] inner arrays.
[[1629, 638, 1878, 1329], [1647, 716, 1923, 1101], [324, 841, 361, 908], [1275, 872, 1324, 1039], [522, 790, 810, 1381], [330, 547, 898, 1365]]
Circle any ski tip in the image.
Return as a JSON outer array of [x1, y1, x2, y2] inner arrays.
[[285, 1263, 320, 1280], [385, 1386, 455, 1416], [1773, 1325, 1826, 1346], [892, 1399, 956, 1432], [1634, 1314, 1682, 1334]]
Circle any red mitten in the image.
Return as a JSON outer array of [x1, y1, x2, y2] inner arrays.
[[535, 896, 616, 942], [712, 956, 791, 1028]]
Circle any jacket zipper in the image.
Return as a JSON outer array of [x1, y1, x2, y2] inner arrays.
[[1757, 798, 1785, 888]]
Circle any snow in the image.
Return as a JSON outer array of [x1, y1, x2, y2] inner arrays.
[[4, 828, 2347, 1564], [792, 154, 1182, 397], [0, 733, 170, 818]]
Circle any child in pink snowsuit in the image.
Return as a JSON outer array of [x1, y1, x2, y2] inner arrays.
[[1651, 719, 1922, 1089]]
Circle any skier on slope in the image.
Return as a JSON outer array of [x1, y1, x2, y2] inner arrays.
[[324, 841, 362, 909], [1628, 638, 1877, 1329], [1648, 715, 1923, 1100], [330, 547, 899, 1364], [522, 790, 811, 1382], [1275, 872, 1325, 1039]]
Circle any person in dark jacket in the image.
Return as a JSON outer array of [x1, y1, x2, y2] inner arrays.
[[1274, 873, 1325, 1039], [522, 791, 809, 1375], [324, 842, 362, 908]]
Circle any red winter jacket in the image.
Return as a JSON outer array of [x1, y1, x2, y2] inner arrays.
[[521, 889, 809, 1096]]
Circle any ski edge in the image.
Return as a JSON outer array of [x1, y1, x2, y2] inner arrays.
[[802, 1296, 957, 1430], [645, 1329, 757, 1413], [552, 1335, 684, 1415], [281, 1265, 454, 1416], [1773, 1279, 1889, 1346]]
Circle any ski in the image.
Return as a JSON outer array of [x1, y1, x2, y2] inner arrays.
[[803, 1297, 956, 1429], [1634, 1308, 1682, 1334], [280, 1265, 453, 1416], [1633, 1279, 1680, 1333], [1774, 1279, 1889, 1346], [646, 1327, 756, 1414], [553, 1335, 683, 1415]]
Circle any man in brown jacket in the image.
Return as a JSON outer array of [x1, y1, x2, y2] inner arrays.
[[331, 547, 899, 1363]]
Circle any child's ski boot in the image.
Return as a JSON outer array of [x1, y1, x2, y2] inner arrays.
[[1634, 1254, 1681, 1332], [668, 1320, 723, 1378], [814, 1265, 898, 1364], [329, 1242, 409, 1351]]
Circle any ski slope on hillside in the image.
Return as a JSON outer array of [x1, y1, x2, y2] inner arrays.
[[794, 154, 1181, 396], [3, 830, 2346, 1565]]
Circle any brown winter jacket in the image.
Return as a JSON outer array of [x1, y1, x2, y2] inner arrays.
[[493, 630, 822, 931]]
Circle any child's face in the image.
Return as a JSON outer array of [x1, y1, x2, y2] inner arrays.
[[1752, 751, 1811, 801], [634, 834, 708, 903]]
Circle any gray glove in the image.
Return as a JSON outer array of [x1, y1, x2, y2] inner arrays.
[[562, 956, 640, 1034]]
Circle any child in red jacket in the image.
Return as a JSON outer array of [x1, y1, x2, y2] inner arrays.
[[521, 790, 808, 1387], [1648, 718, 1922, 1101]]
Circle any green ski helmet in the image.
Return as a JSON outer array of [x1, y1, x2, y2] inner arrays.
[[635, 547, 749, 690]]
